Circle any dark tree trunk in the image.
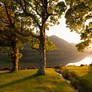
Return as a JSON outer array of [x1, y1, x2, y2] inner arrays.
[[37, 0, 48, 74], [38, 24, 46, 75], [11, 40, 19, 72]]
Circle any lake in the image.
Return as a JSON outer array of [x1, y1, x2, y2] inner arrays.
[[67, 55, 92, 66]]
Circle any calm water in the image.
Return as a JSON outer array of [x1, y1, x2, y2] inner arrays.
[[67, 56, 92, 66]]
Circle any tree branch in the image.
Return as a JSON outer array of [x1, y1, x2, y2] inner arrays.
[[15, 30, 40, 38], [4, 3, 15, 28], [4, 2, 39, 38], [15, 0, 41, 29]]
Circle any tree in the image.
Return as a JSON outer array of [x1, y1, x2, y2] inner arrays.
[[0, 1, 37, 72], [14, 0, 66, 74], [65, 0, 92, 51], [0, 2, 22, 71], [0, 0, 56, 72]]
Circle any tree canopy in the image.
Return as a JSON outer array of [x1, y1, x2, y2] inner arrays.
[[0, 0, 61, 73], [12, 0, 67, 74], [65, 0, 92, 51]]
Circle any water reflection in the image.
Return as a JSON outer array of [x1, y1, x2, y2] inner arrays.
[[67, 57, 92, 66]]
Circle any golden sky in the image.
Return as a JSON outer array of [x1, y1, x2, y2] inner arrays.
[[46, 16, 80, 43]]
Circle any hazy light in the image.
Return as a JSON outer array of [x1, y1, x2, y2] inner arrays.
[[67, 57, 92, 66], [46, 15, 80, 43]]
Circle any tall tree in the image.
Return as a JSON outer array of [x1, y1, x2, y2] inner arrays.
[[0, 1, 38, 72], [0, 2, 23, 71], [14, 0, 66, 74], [65, 0, 92, 51], [0, 0, 55, 72]]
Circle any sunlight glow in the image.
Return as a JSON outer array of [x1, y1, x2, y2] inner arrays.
[[46, 15, 80, 43], [89, 44, 92, 48], [67, 57, 92, 66]]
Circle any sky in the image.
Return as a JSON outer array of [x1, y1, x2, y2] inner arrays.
[[46, 15, 81, 44]]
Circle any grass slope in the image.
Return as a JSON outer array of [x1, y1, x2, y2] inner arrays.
[[0, 68, 76, 92], [61, 66, 92, 92]]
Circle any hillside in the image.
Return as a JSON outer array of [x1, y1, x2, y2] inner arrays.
[[0, 36, 87, 69], [46, 36, 86, 66]]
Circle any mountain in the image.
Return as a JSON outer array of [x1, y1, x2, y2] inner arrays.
[[0, 36, 87, 69], [19, 36, 87, 68], [46, 36, 86, 66]]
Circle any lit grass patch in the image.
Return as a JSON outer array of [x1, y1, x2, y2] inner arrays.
[[0, 68, 76, 92], [61, 66, 92, 92], [61, 66, 89, 77]]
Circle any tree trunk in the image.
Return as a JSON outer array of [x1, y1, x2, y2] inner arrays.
[[38, 25, 46, 74], [11, 41, 19, 72], [37, 2, 47, 74]]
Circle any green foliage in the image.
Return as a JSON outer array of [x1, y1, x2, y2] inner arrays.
[[76, 22, 92, 51], [46, 38, 56, 50], [14, 0, 67, 38], [76, 40, 91, 52], [0, 0, 65, 53], [30, 37, 56, 50], [65, 2, 89, 32], [65, 0, 92, 51], [0, 1, 39, 61]]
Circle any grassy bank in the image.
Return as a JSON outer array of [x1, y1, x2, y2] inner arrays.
[[0, 68, 76, 92], [61, 66, 92, 92]]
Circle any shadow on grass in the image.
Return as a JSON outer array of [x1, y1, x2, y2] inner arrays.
[[0, 71, 11, 76], [0, 73, 40, 89]]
